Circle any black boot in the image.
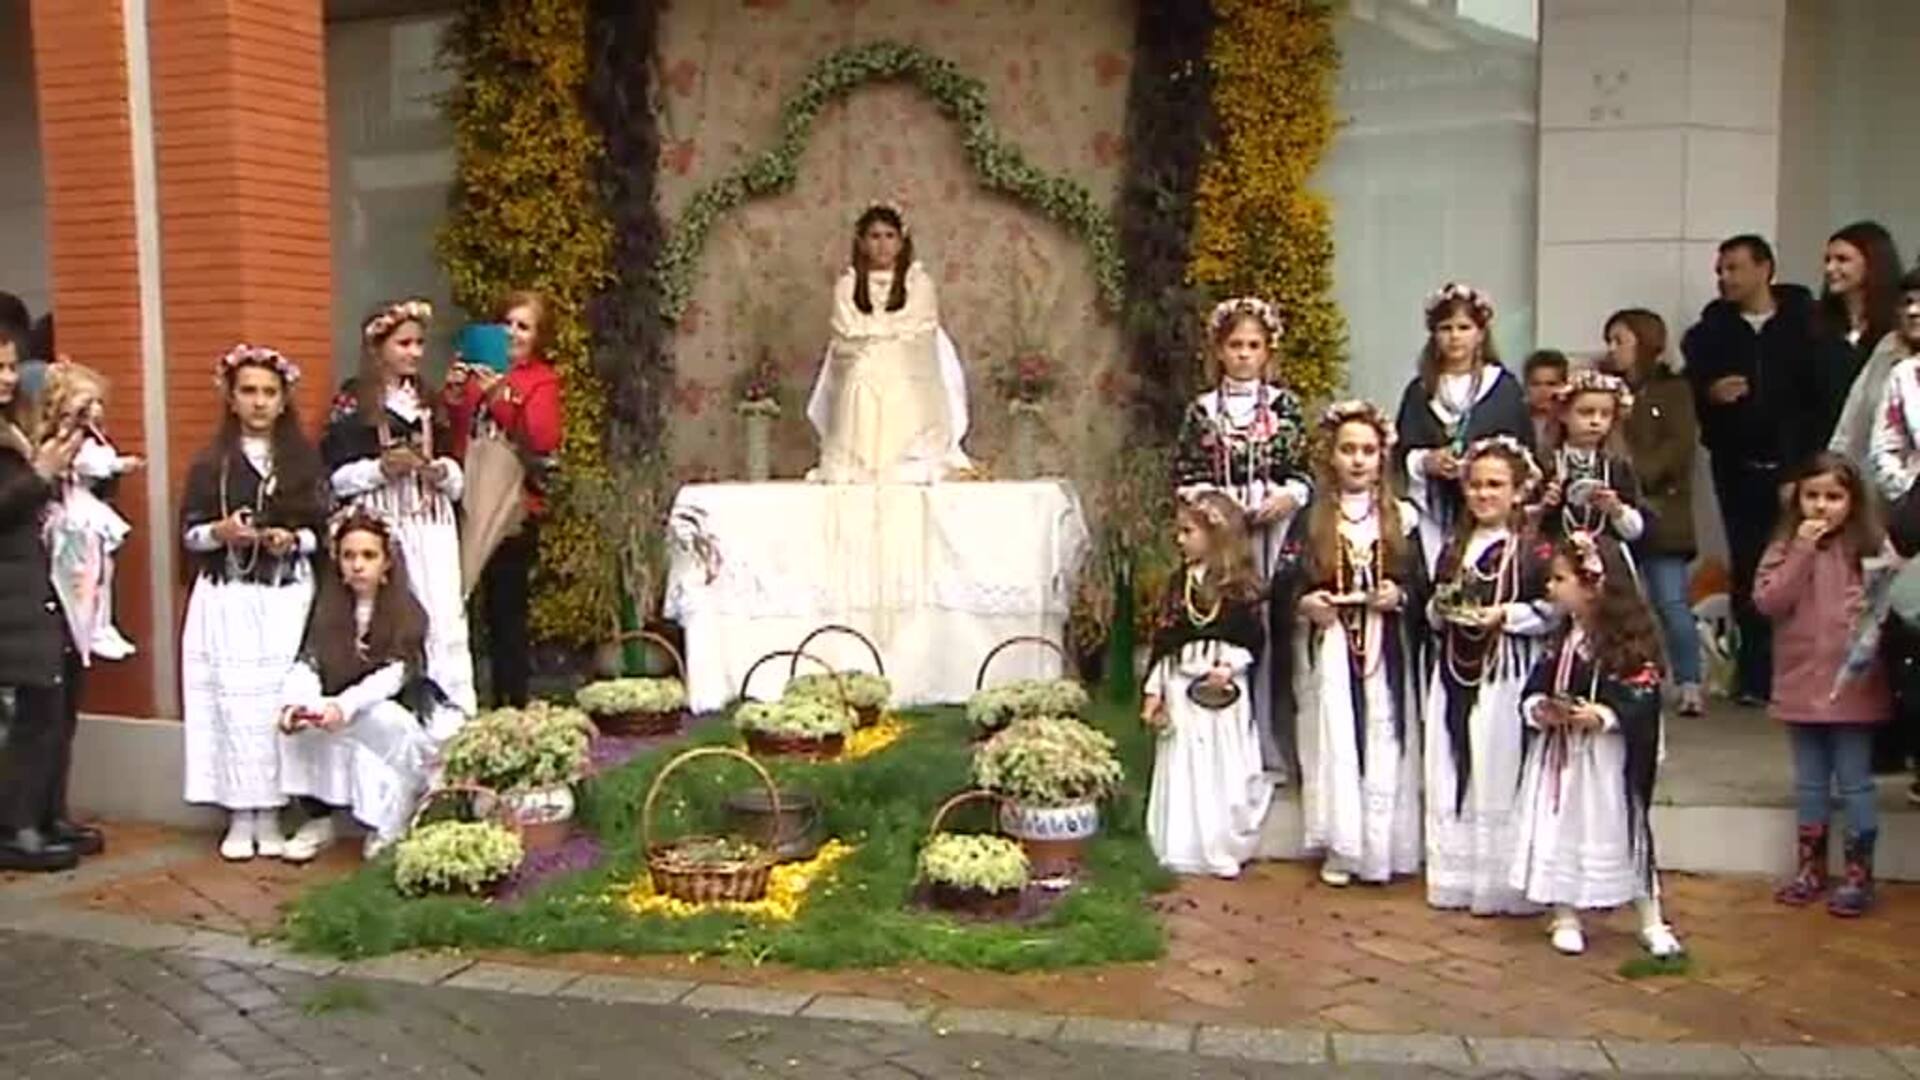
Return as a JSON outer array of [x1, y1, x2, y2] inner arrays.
[[44, 820, 104, 858], [0, 828, 79, 872]]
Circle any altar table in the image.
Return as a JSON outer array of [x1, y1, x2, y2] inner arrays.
[[664, 481, 1090, 712]]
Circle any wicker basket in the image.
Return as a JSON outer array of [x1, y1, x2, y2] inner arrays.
[[970, 635, 1078, 738], [918, 790, 1025, 918], [590, 629, 689, 738], [791, 624, 888, 728], [643, 746, 779, 904], [735, 648, 852, 758], [399, 783, 523, 899]]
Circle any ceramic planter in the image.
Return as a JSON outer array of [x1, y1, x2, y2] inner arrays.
[[998, 800, 1098, 884]]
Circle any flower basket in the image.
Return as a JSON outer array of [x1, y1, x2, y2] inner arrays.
[[643, 746, 779, 904], [967, 636, 1086, 738], [918, 790, 1027, 918], [441, 702, 594, 852], [734, 649, 855, 758], [973, 717, 1121, 885], [579, 631, 688, 737], [392, 784, 524, 899], [791, 624, 890, 728]]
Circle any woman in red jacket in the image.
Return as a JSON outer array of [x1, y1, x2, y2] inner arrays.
[[445, 290, 563, 706]]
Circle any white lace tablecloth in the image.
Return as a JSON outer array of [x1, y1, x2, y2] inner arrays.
[[665, 481, 1090, 712]]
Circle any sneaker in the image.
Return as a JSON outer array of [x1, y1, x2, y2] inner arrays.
[[1549, 914, 1585, 956], [1677, 685, 1704, 717], [1639, 922, 1684, 958], [252, 810, 287, 859], [282, 816, 336, 864], [218, 814, 254, 862], [1319, 862, 1353, 888], [88, 628, 136, 662]]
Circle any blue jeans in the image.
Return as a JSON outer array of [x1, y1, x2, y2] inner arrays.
[[1788, 723, 1878, 836], [1640, 554, 1702, 686]]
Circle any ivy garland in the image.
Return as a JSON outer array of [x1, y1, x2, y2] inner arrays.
[[1188, 0, 1347, 405], [656, 39, 1124, 321], [438, 0, 617, 645]]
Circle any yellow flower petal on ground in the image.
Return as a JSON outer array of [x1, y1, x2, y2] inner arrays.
[[845, 716, 907, 761], [618, 840, 855, 922]]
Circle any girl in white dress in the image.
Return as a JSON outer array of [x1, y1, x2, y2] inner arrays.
[[1143, 490, 1272, 877], [38, 362, 142, 663], [1171, 297, 1311, 778], [1512, 531, 1682, 958], [180, 346, 328, 860], [811, 203, 969, 483], [1276, 401, 1425, 886], [1423, 435, 1555, 914], [322, 300, 475, 717], [278, 510, 464, 858]]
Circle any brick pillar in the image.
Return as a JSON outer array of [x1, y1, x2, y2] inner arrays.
[[30, 0, 154, 715], [29, 0, 332, 718]]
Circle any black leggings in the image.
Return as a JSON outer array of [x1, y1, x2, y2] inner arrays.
[[482, 522, 539, 708], [0, 649, 79, 833]]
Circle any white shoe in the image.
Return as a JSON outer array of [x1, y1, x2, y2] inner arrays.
[[282, 816, 336, 864], [89, 628, 136, 661], [1549, 915, 1586, 955], [1639, 922, 1684, 958], [252, 810, 287, 859], [1319, 862, 1353, 887], [218, 814, 254, 862], [363, 832, 393, 861]]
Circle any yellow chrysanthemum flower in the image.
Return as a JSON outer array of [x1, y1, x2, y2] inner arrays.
[[619, 840, 855, 923]]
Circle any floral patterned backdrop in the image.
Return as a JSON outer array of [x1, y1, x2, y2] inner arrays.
[[657, 0, 1135, 484]]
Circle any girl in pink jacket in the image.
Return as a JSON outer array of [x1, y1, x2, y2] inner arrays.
[[1753, 452, 1892, 916]]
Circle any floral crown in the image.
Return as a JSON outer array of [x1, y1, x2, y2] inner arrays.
[[861, 200, 909, 236], [1554, 368, 1635, 417], [1207, 297, 1284, 341], [1564, 529, 1607, 583], [1178, 490, 1236, 531], [216, 344, 300, 388], [328, 505, 394, 550], [362, 299, 433, 343], [1319, 399, 1396, 450], [1460, 433, 1542, 494], [1423, 282, 1495, 325]]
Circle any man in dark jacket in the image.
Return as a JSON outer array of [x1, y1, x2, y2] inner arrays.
[[1683, 234, 1823, 707]]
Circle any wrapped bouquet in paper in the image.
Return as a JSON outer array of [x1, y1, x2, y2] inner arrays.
[[1832, 552, 1901, 701]]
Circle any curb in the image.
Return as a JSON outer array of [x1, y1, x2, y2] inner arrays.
[[0, 901, 1915, 1078]]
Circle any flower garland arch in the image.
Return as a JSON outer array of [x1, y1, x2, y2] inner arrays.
[[655, 40, 1125, 320]]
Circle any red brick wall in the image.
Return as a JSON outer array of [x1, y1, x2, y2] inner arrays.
[[30, 0, 332, 718]]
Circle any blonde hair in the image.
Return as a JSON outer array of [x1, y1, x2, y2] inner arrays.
[[1177, 491, 1260, 602], [38, 360, 108, 437]]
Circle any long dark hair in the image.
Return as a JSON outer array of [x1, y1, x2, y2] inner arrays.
[[1821, 221, 1902, 350], [850, 205, 914, 315], [1417, 297, 1502, 396], [211, 358, 326, 524], [1776, 451, 1885, 561], [305, 513, 428, 687], [1555, 534, 1664, 678]]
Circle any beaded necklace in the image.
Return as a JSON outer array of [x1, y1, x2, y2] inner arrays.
[[217, 443, 278, 579], [1556, 446, 1612, 535], [1182, 565, 1221, 627], [1336, 532, 1386, 679], [1210, 380, 1275, 510], [1443, 528, 1516, 689]]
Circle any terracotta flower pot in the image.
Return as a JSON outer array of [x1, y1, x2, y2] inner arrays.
[[486, 784, 576, 853], [999, 800, 1099, 884]]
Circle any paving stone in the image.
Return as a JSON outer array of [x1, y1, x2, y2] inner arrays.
[[1193, 1024, 1329, 1064], [1888, 1046, 1920, 1078], [799, 994, 930, 1026], [1744, 1044, 1908, 1079], [557, 972, 696, 1005], [1469, 1035, 1613, 1072], [442, 960, 581, 996], [1056, 1015, 1195, 1053], [680, 982, 816, 1016], [1603, 1038, 1758, 1076], [177, 929, 295, 968], [1332, 1032, 1475, 1068], [341, 951, 474, 986], [929, 1006, 1065, 1041], [8, 907, 193, 951]]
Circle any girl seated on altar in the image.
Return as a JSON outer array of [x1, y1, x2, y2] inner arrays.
[[277, 510, 464, 860], [1142, 491, 1272, 878], [807, 202, 971, 483], [1171, 296, 1310, 779], [1276, 401, 1425, 887]]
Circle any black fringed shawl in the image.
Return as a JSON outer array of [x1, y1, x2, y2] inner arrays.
[[1144, 569, 1265, 683], [1433, 532, 1550, 814]]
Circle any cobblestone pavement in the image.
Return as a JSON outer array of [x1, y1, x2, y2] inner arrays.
[[0, 929, 1689, 1080]]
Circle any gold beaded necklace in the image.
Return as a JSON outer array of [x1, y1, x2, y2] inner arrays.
[[1182, 566, 1221, 627]]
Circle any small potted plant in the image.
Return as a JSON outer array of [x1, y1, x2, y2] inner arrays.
[[786, 671, 891, 728], [735, 696, 853, 759], [391, 819, 524, 898], [972, 717, 1123, 879], [920, 833, 1029, 917], [576, 677, 687, 738], [965, 678, 1089, 736], [733, 350, 784, 482], [441, 701, 596, 850]]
